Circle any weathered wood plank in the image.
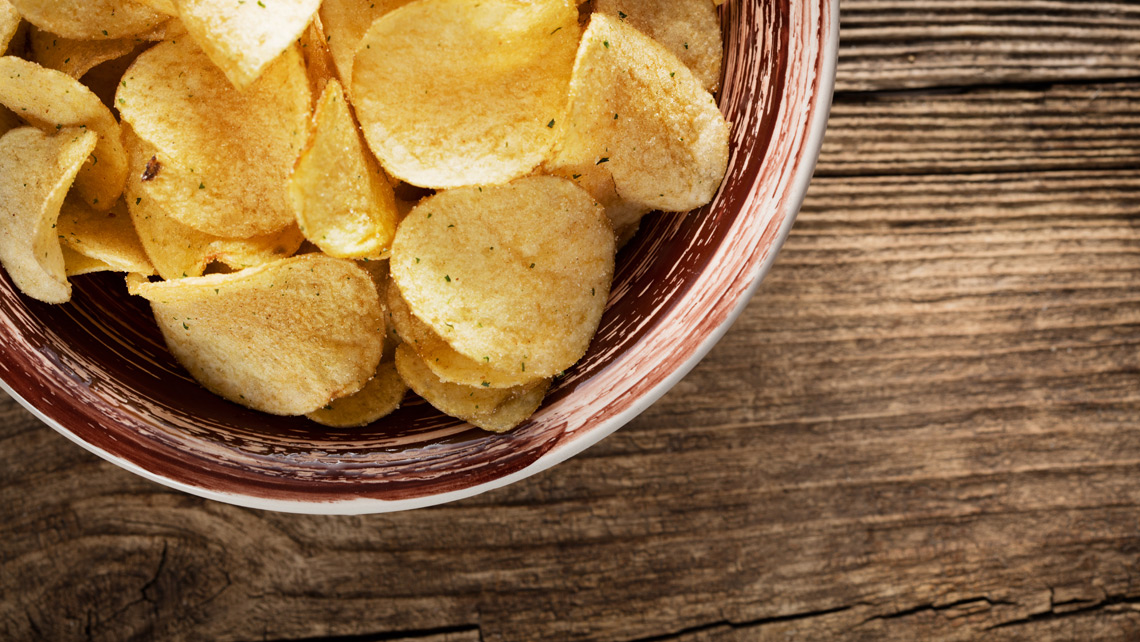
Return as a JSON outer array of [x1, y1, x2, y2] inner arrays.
[[838, 1, 1140, 91], [821, 83, 1140, 176]]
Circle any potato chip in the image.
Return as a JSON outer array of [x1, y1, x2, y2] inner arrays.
[[135, 0, 177, 15], [547, 13, 729, 213], [319, 0, 413, 92], [289, 79, 398, 260], [306, 359, 406, 427], [128, 254, 386, 416], [117, 39, 311, 237], [299, 15, 337, 104], [387, 282, 538, 389], [0, 127, 97, 303], [82, 49, 146, 114], [30, 27, 141, 79], [124, 127, 303, 280], [0, 1, 20, 53], [352, 0, 580, 188], [62, 245, 115, 276], [390, 176, 614, 379], [0, 56, 128, 211], [596, 0, 724, 92], [356, 257, 402, 348], [174, 0, 322, 89], [395, 344, 549, 433], [9, 0, 168, 40], [57, 197, 154, 275]]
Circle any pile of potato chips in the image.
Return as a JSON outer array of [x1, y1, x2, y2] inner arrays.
[[0, 0, 729, 432]]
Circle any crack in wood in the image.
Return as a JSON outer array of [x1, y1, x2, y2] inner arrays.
[[259, 624, 482, 642], [986, 590, 1140, 630], [833, 75, 1140, 100], [621, 605, 858, 642]]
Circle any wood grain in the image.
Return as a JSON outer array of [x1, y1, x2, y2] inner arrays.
[[7, 3, 1140, 641], [839, 0, 1140, 92]]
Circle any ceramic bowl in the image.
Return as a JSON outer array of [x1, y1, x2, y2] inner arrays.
[[0, 1, 838, 514]]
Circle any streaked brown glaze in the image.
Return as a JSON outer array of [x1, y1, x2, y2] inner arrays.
[[0, 0, 836, 506]]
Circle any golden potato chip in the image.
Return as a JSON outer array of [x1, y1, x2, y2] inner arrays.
[[9, 0, 168, 40], [306, 359, 406, 427], [0, 1, 20, 53], [356, 257, 401, 348], [395, 344, 549, 433], [124, 127, 303, 280], [0, 56, 128, 211], [387, 282, 538, 389], [82, 49, 145, 113], [547, 13, 729, 213], [135, 0, 177, 15], [357, 257, 389, 293], [57, 197, 154, 275], [175, 0, 322, 89], [30, 27, 141, 79], [128, 254, 386, 416], [289, 79, 398, 260], [352, 0, 580, 188], [62, 245, 114, 276], [117, 39, 311, 237], [319, 0, 413, 92], [390, 176, 614, 379], [299, 15, 336, 104], [0, 127, 97, 304], [596, 0, 724, 92], [608, 199, 649, 248]]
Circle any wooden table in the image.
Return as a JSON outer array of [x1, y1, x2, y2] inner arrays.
[[6, 2, 1140, 640]]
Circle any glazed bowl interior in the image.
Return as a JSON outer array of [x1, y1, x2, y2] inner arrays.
[[0, 1, 837, 514]]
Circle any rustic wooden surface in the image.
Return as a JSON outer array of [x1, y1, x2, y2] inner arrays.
[[6, 2, 1140, 640]]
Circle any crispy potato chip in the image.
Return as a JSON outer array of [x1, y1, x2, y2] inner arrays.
[[357, 257, 389, 293], [82, 48, 146, 114], [57, 197, 154, 275], [356, 257, 402, 349], [352, 0, 579, 188], [0, 56, 128, 211], [547, 13, 729, 213], [596, 0, 723, 92], [566, 162, 651, 246], [62, 245, 115, 276], [30, 27, 141, 79], [390, 176, 614, 379], [289, 79, 398, 260], [118, 39, 311, 237], [395, 344, 549, 433], [135, 0, 177, 15], [387, 282, 539, 389], [175, 0, 322, 89], [319, 0, 413, 92], [0, 1, 19, 53], [299, 15, 336, 104], [9, 0, 168, 40], [306, 359, 406, 427], [142, 17, 187, 41], [124, 127, 303, 280], [0, 127, 97, 303], [128, 254, 386, 415]]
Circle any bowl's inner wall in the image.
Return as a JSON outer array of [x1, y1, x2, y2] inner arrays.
[[0, 1, 810, 502]]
